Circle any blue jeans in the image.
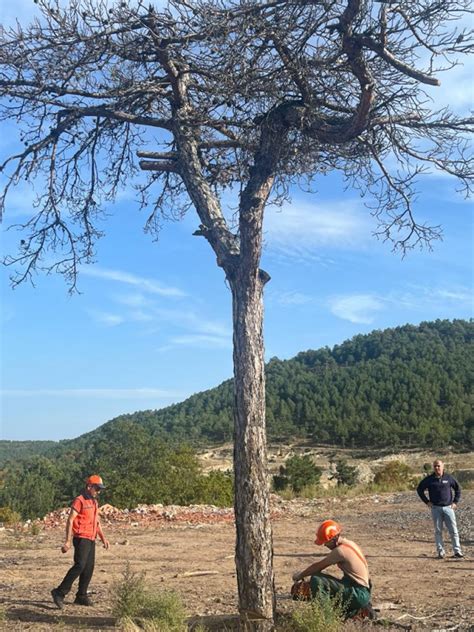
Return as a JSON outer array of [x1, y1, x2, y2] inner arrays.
[[430, 505, 461, 555]]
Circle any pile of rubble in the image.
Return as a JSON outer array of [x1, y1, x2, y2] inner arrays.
[[35, 492, 430, 531], [38, 493, 396, 531], [40, 497, 287, 530], [41, 503, 237, 529]]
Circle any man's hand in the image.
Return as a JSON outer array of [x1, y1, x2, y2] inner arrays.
[[452, 503, 457, 510], [292, 571, 302, 582], [61, 542, 71, 554], [102, 539, 110, 550]]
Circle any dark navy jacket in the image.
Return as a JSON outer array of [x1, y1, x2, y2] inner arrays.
[[417, 473, 461, 507]]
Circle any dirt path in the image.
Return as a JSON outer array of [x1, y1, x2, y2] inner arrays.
[[1, 491, 472, 631]]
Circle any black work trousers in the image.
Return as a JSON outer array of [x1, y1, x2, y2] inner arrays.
[[56, 537, 96, 598]]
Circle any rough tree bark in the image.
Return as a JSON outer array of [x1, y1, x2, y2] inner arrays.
[[231, 266, 274, 630], [226, 110, 285, 629], [230, 185, 276, 629]]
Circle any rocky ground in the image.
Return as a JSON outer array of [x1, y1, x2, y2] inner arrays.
[[1, 488, 473, 631]]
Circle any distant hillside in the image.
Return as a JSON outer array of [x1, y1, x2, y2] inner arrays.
[[135, 318, 473, 447], [2, 319, 472, 468], [70, 318, 474, 450], [0, 440, 58, 465]]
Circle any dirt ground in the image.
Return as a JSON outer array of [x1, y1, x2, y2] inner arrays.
[[1, 488, 472, 631]]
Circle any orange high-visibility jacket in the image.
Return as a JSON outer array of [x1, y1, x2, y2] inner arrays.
[[71, 494, 99, 540]]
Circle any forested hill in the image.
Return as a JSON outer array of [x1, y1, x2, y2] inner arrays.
[[82, 318, 474, 449], [0, 441, 57, 465], [2, 319, 473, 465]]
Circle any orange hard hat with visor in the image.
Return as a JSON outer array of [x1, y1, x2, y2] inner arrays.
[[86, 474, 105, 489], [315, 519, 341, 545]]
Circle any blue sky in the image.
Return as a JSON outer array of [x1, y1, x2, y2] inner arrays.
[[1, 1, 473, 441]]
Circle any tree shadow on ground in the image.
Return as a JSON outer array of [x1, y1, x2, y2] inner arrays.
[[274, 552, 322, 558], [188, 613, 240, 630], [364, 554, 446, 559], [6, 606, 115, 629], [276, 552, 430, 559]]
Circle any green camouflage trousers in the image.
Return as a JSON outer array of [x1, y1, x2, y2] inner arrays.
[[309, 573, 371, 617]]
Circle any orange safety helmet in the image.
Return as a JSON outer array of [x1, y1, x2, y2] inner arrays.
[[315, 519, 341, 545], [86, 474, 106, 489]]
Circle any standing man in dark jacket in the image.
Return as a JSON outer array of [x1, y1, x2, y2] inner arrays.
[[417, 459, 463, 559], [51, 475, 109, 609]]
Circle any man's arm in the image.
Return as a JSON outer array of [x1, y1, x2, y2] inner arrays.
[[97, 519, 109, 549], [61, 508, 78, 553], [451, 476, 461, 507], [292, 555, 333, 582], [416, 477, 431, 505]]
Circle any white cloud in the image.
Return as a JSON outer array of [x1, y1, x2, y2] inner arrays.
[[328, 294, 385, 324], [86, 306, 155, 326], [169, 334, 232, 349], [0, 303, 15, 323], [145, 308, 231, 351], [191, 319, 230, 338], [386, 283, 473, 311], [85, 287, 230, 342], [274, 291, 315, 306], [2, 388, 183, 399], [82, 266, 185, 298], [435, 288, 472, 304], [87, 310, 124, 326], [1, 183, 38, 219], [0, 0, 41, 28], [128, 310, 154, 322], [424, 58, 473, 114], [264, 200, 373, 261], [328, 283, 473, 325], [151, 306, 231, 338], [112, 292, 153, 308], [0, 0, 169, 29]]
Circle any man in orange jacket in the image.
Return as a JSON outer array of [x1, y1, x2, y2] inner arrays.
[[51, 475, 109, 609], [292, 519, 373, 619]]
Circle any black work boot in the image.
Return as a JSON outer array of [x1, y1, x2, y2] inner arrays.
[[51, 588, 64, 609], [74, 594, 93, 606]]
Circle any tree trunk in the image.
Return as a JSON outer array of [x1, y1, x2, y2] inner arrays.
[[231, 264, 275, 631]]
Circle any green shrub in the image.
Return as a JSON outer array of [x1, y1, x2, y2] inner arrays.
[[274, 455, 322, 493], [139, 591, 187, 631], [0, 506, 21, 526], [112, 563, 187, 631], [112, 563, 148, 621], [119, 617, 169, 632], [373, 460, 417, 490], [121, 616, 204, 632], [330, 459, 358, 487], [452, 469, 474, 489], [196, 470, 233, 506], [118, 617, 141, 631], [282, 594, 345, 632], [29, 521, 41, 536]]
